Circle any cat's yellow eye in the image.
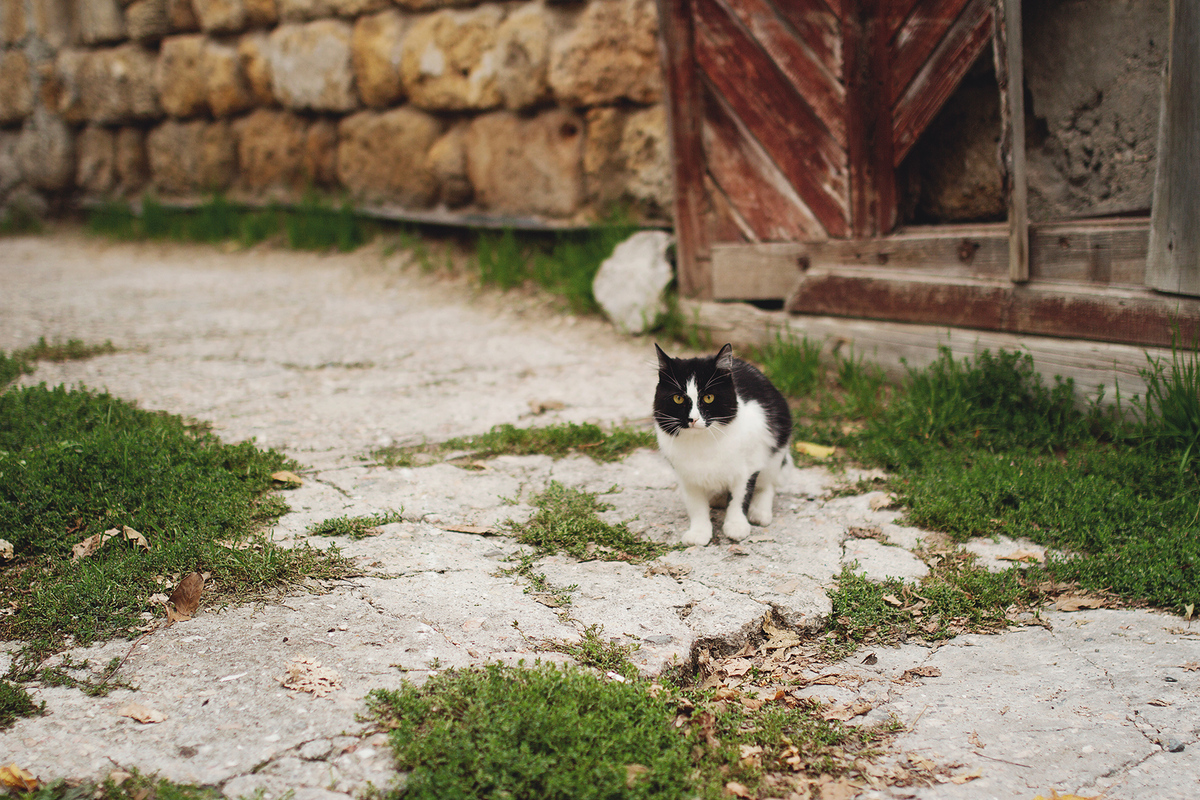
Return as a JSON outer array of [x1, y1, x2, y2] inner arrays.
[[702, 394, 714, 403], [673, 394, 684, 404]]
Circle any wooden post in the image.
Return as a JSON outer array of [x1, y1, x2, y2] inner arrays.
[[994, 0, 1029, 282], [1147, 0, 1200, 296]]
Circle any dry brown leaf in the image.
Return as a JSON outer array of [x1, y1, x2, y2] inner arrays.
[[278, 657, 342, 697], [762, 615, 802, 649], [118, 703, 166, 724], [861, 652, 878, 665], [0, 763, 40, 791], [968, 730, 984, 748], [624, 764, 649, 787], [529, 399, 565, 415], [1055, 596, 1105, 612], [794, 440, 835, 459], [1181, 661, 1200, 672], [951, 767, 983, 784], [1032, 792, 1102, 800], [869, 493, 900, 511], [72, 526, 149, 561], [724, 781, 752, 798], [0, 538, 13, 561], [813, 775, 858, 800], [440, 524, 498, 535], [882, 593, 903, 607], [722, 658, 752, 677], [108, 770, 133, 787], [821, 701, 872, 721], [900, 666, 942, 681], [739, 696, 763, 711], [1148, 698, 1173, 707], [271, 470, 303, 486], [168, 572, 204, 618], [997, 548, 1045, 564]]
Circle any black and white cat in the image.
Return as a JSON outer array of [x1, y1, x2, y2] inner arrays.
[[653, 342, 793, 546]]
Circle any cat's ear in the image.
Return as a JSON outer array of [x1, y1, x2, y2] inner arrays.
[[715, 343, 734, 372], [654, 342, 672, 372]]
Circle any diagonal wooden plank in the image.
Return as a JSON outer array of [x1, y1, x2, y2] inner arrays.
[[890, 0, 973, 102], [694, 0, 849, 236], [771, 0, 844, 87], [722, 0, 846, 147], [702, 82, 828, 241], [891, 0, 992, 166]]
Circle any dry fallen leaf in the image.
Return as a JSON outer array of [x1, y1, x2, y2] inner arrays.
[[0, 763, 40, 791], [271, 470, 303, 487], [901, 666, 942, 681], [883, 593, 904, 607], [1181, 661, 1200, 672], [762, 615, 802, 649], [1032, 792, 1101, 800], [72, 526, 149, 561], [813, 775, 858, 800], [1148, 698, 1173, 707], [168, 572, 204, 618], [118, 703, 166, 724], [997, 548, 1045, 564], [968, 730, 984, 748], [821, 701, 873, 721], [529, 399, 565, 415], [861, 652, 878, 665], [439, 524, 498, 535], [624, 764, 649, 787], [279, 657, 342, 697], [724, 781, 752, 798], [794, 440, 835, 459], [108, 770, 132, 787], [950, 767, 983, 784], [1055, 596, 1106, 612], [0, 538, 13, 561]]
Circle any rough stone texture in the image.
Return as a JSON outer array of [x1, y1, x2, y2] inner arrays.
[[0, 130, 21, 196], [337, 106, 442, 206], [32, 0, 72, 47], [280, 0, 385, 20], [114, 125, 149, 193], [351, 9, 406, 109], [0, 48, 33, 124], [157, 34, 208, 117], [465, 108, 584, 218], [493, 2, 551, 110], [238, 31, 275, 105], [400, 6, 503, 111], [425, 121, 471, 208], [268, 20, 358, 112], [193, 0, 276, 33], [58, 44, 161, 123], [1024, 0, 1168, 221], [232, 107, 306, 195], [125, 0, 170, 41], [902, 76, 1004, 223], [592, 230, 673, 334], [75, 124, 116, 195], [166, 0, 200, 32], [303, 116, 337, 187], [584, 104, 671, 220], [148, 118, 236, 195], [549, 0, 663, 107], [16, 107, 74, 190], [77, 0, 127, 45], [2, 0, 25, 44], [206, 40, 255, 117]]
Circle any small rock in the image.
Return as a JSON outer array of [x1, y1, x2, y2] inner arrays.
[[592, 230, 673, 335], [643, 634, 673, 645], [1164, 737, 1185, 753], [1164, 676, 1179, 682], [299, 738, 334, 760]]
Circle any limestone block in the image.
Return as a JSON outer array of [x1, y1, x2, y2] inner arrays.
[[2, 0, 26, 44], [148, 118, 236, 195], [115, 125, 148, 193], [0, 130, 21, 195], [77, 0, 127, 45], [494, 3, 550, 110], [166, 0, 200, 31], [303, 116, 336, 187], [157, 34, 208, 117], [0, 49, 33, 125], [206, 40, 255, 117], [465, 108, 583, 217], [76, 124, 116, 195], [400, 6, 502, 111], [279, 0, 383, 20], [126, 0, 170, 41], [549, 0, 662, 106], [425, 122, 471, 208], [238, 32, 274, 105], [232, 108, 306, 193], [328, 0, 387, 15], [16, 107, 74, 190], [58, 44, 161, 124], [337, 107, 442, 206], [592, 230, 673, 335], [393, 0, 473, 10], [244, 0, 276, 25], [33, 0, 72, 47], [268, 20, 357, 112], [584, 104, 670, 219], [351, 9, 406, 109], [192, 0, 274, 33]]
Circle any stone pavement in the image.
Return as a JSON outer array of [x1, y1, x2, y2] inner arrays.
[[1, 233, 1198, 799]]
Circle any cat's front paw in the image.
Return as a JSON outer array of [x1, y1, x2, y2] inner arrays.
[[680, 524, 713, 546], [723, 514, 752, 541], [747, 498, 773, 526]]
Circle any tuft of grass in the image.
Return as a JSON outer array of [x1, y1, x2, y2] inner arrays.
[[307, 510, 404, 539], [367, 661, 692, 800], [546, 623, 641, 678], [18, 770, 225, 800], [0, 384, 355, 661], [0, 678, 45, 729], [285, 193, 371, 251], [510, 481, 672, 563], [476, 228, 527, 290], [0, 199, 44, 236], [1134, 335, 1200, 471], [753, 332, 824, 397], [372, 422, 656, 467], [2, 337, 117, 388]]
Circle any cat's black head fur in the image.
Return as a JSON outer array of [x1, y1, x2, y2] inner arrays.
[[653, 343, 738, 435]]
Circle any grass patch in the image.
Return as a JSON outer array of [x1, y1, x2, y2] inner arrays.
[[1, 337, 118, 389], [0, 382, 355, 662], [372, 421, 656, 467], [0, 678, 45, 729], [16, 770, 225, 800], [0, 198, 43, 236], [307, 510, 404, 539]]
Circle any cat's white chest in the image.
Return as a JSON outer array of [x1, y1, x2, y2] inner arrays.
[[656, 399, 773, 492]]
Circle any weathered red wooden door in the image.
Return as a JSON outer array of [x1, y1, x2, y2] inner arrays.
[[658, 0, 996, 296]]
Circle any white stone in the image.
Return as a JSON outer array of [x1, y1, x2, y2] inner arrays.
[[592, 230, 673, 335]]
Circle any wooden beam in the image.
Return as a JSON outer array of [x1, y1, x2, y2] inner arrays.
[[655, 0, 710, 298], [1146, 0, 1200, 296], [995, 0, 1029, 282]]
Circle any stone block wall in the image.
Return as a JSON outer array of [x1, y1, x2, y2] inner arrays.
[[0, 0, 673, 224]]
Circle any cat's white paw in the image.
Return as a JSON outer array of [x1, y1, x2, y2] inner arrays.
[[680, 524, 712, 546], [723, 514, 752, 541], [747, 497, 773, 526]]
